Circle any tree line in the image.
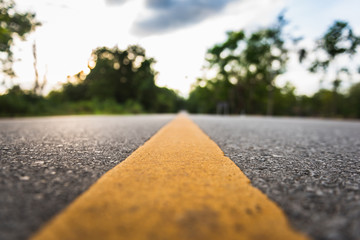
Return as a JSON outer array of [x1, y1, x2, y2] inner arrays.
[[0, 0, 359, 118], [0, 45, 184, 116], [187, 15, 360, 118]]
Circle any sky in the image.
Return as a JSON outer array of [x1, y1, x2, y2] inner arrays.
[[5, 0, 360, 96]]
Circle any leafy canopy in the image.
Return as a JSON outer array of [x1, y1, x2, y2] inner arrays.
[[0, 0, 40, 76]]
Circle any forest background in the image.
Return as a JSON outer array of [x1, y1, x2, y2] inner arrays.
[[1, 0, 359, 118]]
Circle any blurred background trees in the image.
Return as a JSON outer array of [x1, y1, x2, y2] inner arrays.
[[0, 3, 359, 118], [45, 45, 184, 115], [1, 45, 184, 116], [0, 0, 40, 78], [306, 21, 360, 116], [188, 15, 289, 115], [187, 16, 360, 118]]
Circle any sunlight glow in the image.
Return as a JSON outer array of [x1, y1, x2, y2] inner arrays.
[[88, 60, 96, 70]]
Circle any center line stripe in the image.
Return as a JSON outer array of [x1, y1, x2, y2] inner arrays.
[[31, 114, 309, 240]]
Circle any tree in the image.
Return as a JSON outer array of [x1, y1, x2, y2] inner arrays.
[[307, 21, 360, 115], [242, 15, 288, 115], [0, 0, 40, 78], [50, 45, 183, 113], [202, 14, 288, 115], [82, 45, 159, 110]]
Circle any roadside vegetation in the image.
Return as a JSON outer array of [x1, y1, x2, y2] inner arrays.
[[187, 15, 360, 118], [0, 0, 359, 118], [0, 45, 184, 116]]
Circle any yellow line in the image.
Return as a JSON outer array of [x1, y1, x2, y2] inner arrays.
[[31, 114, 309, 240]]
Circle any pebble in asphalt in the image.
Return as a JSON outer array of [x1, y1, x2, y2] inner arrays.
[[192, 115, 360, 240], [0, 115, 174, 240]]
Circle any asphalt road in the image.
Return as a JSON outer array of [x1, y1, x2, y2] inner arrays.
[[191, 115, 360, 240], [1, 114, 359, 240], [0, 115, 175, 240]]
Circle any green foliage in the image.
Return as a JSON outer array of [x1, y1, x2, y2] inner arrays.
[[0, 45, 184, 116], [187, 16, 360, 119], [0, 85, 47, 116], [0, 86, 147, 116], [0, 0, 40, 76], [187, 79, 228, 114], [309, 21, 360, 73], [305, 20, 360, 116], [322, 21, 359, 59], [347, 82, 360, 118], [54, 45, 183, 113], [1, 13, 359, 119], [189, 14, 288, 115], [272, 83, 297, 116]]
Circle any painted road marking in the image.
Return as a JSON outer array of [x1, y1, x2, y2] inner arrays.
[[31, 114, 309, 240]]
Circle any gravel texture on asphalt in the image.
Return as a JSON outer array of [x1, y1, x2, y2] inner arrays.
[[0, 115, 174, 240], [192, 115, 360, 240]]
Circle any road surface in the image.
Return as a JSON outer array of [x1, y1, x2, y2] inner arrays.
[[0, 115, 174, 240], [192, 115, 360, 240], [0, 114, 359, 240]]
